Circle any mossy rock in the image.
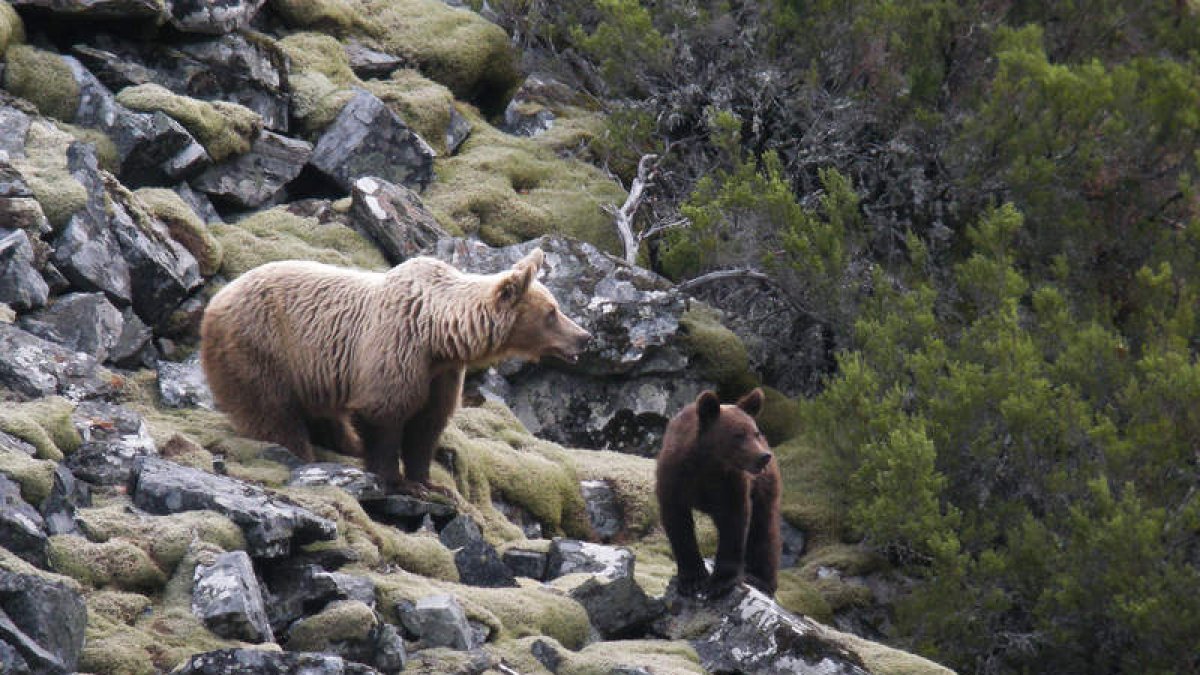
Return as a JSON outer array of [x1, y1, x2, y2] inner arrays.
[[819, 625, 956, 675], [0, 396, 81, 461], [210, 207, 387, 276], [47, 535, 168, 592], [133, 188, 224, 276], [756, 386, 803, 445], [0, 447, 57, 505], [567, 446, 658, 538], [285, 600, 376, 650], [0, 2, 25, 54], [365, 69, 457, 154], [10, 120, 89, 229], [76, 501, 245, 573], [495, 635, 704, 675], [287, 70, 357, 134], [116, 83, 261, 162], [278, 32, 360, 86], [348, 0, 518, 113], [59, 122, 120, 173], [677, 303, 758, 398], [775, 568, 835, 622], [2, 44, 80, 122], [0, 547, 81, 591], [268, 0, 362, 33]]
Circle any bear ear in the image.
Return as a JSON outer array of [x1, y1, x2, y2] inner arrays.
[[736, 388, 764, 417], [516, 247, 545, 274], [496, 251, 541, 305], [696, 390, 721, 427]]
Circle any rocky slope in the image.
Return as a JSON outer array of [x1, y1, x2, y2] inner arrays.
[[0, 1, 952, 673]]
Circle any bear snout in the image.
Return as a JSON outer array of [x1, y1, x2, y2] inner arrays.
[[752, 452, 773, 473]]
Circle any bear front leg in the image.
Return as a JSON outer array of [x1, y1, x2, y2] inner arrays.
[[400, 368, 464, 497], [660, 496, 708, 596], [706, 492, 751, 597], [744, 490, 781, 597]]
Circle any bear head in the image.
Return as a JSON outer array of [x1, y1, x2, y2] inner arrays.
[[696, 388, 773, 474], [494, 248, 592, 363]]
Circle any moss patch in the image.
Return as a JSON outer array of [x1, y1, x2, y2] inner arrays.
[[277, 32, 359, 135], [210, 207, 387, 276], [777, 435, 846, 548], [285, 600, 376, 650], [820, 625, 956, 675], [565, 639, 704, 675], [11, 120, 89, 229], [0, 2, 25, 54], [269, 0, 362, 33], [76, 501, 245, 574], [134, 188, 223, 276], [0, 396, 80, 461], [116, 83, 261, 162], [365, 69, 457, 154], [47, 535, 168, 592], [677, 303, 758, 398], [87, 590, 153, 626], [756, 386, 803, 445], [567, 447, 658, 538], [0, 446, 57, 505], [61, 123, 120, 173], [2, 44, 79, 122]]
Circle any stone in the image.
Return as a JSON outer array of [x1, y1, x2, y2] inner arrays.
[[781, 519, 807, 569], [360, 494, 457, 532], [548, 539, 662, 639], [309, 89, 435, 194], [439, 515, 516, 588], [545, 538, 633, 580], [175, 182, 223, 224], [0, 322, 120, 401], [192, 130, 312, 209], [166, 0, 267, 34], [66, 400, 156, 486], [0, 229, 49, 311], [192, 550, 274, 643], [581, 479, 622, 542], [8, 0, 161, 20], [411, 594, 478, 650], [445, 105, 472, 155], [501, 548, 547, 580], [262, 562, 376, 635], [130, 456, 337, 558], [0, 474, 47, 567], [0, 568, 87, 674], [18, 292, 124, 361], [108, 307, 156, 368], [156, 354, 214, 409], [501, 100, 555, 137], [530, 638, 563, 673], [172, 648, 380, 675], [40, 464, 90, 536], [285, 601, 405, 674], [288, 464, 384, 501], [345, 42, 406, 79], [348, 177, 447, 265], [656, 584, 874, 675]]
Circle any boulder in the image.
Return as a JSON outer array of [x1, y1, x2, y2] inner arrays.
[[288, 464, 385, 501], [545, 538, 633, 580], [165, 0, 266, 34], [66, 401, 156, 486], [130, 456, 337, 558], [360, 493, 456, 533], [174, 182, 223, 225], [345, 42, 405, 80], [192, 550, 274, 643], [172, 648, 380, 675], [18, 292, 124, 362], [445, 106, 472, 155], [0, 322, 121, 401], [432, 236, 714, 455], [348, 177, 447, 265], [39, 464, 90, 536], [309, 89, 435, 194], [156, 354, 214, 409], [438, 515, 516, 588], [547, 539, 661, 639], [0, 568, 87, 674], [192, 130, 312, 209], [410, 594, 479, 650], [262, 561, 376, 636], [0, 229, 49, 311], [0, 474, 47, 567], [109, 307, 156, 368], [284, 601, 406, 674], [501, 548, 547, 580]]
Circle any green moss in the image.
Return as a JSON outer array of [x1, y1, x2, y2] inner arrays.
[[286, 600, 376, 650], [563, 639, 704, 675], [289, 70, 357, 134], [567, 446, 658, 538], [87, 590, 153, 626], [0, 396, 80, 461], [116, 83, 261, 162], [777, 435, 846, 547], [11, 120, 89, 229], [0, 447, 57, 504], [47, 535, 168, 592], [2, 45, 79, 121], [678, 303, 758, 398], [819, 626, 956, 675], [0, 547, 81, 590], [757, 386, 803, 445], [348, 0, 518, 112], [776, 568, 834, 622], [133, 188, 223, 276], [365, 69, 456, 154], [269, 0, 362, 32], [61, 123, 120, 172], [76, 502, 245, 573], [0, 2, 25, 54], [158, 433, 215, 472], [210, 207, 388, 276]]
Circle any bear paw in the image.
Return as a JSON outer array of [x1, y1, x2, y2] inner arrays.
[[703, 572, 743, 598]]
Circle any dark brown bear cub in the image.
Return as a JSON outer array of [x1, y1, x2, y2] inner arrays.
[[655, 388, 781, 597]]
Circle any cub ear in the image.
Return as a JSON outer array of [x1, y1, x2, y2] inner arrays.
[[495, 253, 540, 305], [696, 390, 721, 427], [736, 388, 765, 417]]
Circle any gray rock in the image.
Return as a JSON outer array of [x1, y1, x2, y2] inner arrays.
[[412, 594, 478, 650], [545, 538, 633, 580], [166, 0, 266, 34], [289, 464, 384, 501], [157, 354, 214, 409], [8, 0, 161, 19], [40, 464, 90, 536], [18, 292, 124, 361], [581, 479, 622, 542], [530, 638, 563, 673], [501, 100, 555, 137], [309, 89, 435, 193], [446, 105, 472, 154], [0, 474, 47, 567], [0, 568, 87, 674], [130, 455, 338, 558], [192, 550, 274, 643], [66, 400, 157, 486], [501, 548, 547, 580], [657, 584, 872, 675], [192, 130, 312, 208], [0, 430, 37, 456], [349, 176, 447, 265], [345, 42, 406, 79], [172, 648, 380, 674], [360, 493, 457, 532], [0, 107, 32, 159], [439, 516, 516, 588], [781, 519, 807, 569], [433, 236, 712, 454], [108, 307, 156, 368], [0, 230, 49, 311], [548, 539, 662, 639], [263, 562, 376, 636], [174, 182, 223, 224], [0, 322, 120, 401]]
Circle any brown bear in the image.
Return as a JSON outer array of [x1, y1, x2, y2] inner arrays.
[[199, 248, 590, 495], [655, 388, 781, 597]]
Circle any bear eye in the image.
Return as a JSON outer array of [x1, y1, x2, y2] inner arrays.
[[545, 309, 557, 326]]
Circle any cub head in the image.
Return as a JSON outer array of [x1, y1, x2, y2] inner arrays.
[[494, 247, 592, 364], [696, 388, 772, 474]]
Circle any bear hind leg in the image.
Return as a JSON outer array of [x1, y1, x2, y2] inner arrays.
[[399, 368, 464, 495]]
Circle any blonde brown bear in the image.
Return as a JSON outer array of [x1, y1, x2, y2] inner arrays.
[[199, 248, 590, 495]]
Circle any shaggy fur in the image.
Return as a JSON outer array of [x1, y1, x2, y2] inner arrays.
[[200, 248, 590, 493], [656, 388, 782, 597]]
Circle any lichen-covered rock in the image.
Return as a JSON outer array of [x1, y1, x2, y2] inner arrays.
[[547, 539, 662, 639], [165, 0, 266, 34], [309, 89, 435, 193], [348, 176, 447, 265], [66, 400, 156, 485], [192, 130, 312, 209], [172, 648, 381, 674], [18, 292, 124, 362], [0, 229, 49, 311], [116, 83, 262, 163], [0, 568, 86, 674], [285, 600, 406, 673], [289, 464, 385, 501], [130, 456, 338, 558], [191, 550, 274, 643], [156, 354, 215, 409], [0, 322, 121, 401]]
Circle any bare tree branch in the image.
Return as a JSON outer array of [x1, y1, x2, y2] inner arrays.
[[678, 268, 773, 290], [612, 153, 659, 265]]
